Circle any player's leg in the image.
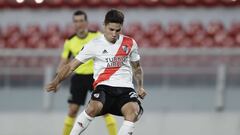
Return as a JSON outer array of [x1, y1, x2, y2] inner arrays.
[[118, 102, 140, 135], [70, 100, 103, 135], [70, 86, 106, 135], [63, 74, 89, 135], [103, 114, 118, 135], [116, 88, 143, 135]]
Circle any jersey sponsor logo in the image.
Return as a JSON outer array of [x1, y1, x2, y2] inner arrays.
[[93, 93, 100, 98], [129, 91, 138, 98], [105, 56, 128, 68]]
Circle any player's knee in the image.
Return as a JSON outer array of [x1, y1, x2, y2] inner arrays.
[[125, 111, 139, 122], [123, 104, 140, 122], [85, 106, 100, 117], [85, 100, 103, 117]]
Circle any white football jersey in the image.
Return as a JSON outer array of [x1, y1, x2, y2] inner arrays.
[[76, 34, 140, 89]]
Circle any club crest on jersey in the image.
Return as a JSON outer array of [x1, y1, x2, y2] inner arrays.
[[122, 45, 129, 54]]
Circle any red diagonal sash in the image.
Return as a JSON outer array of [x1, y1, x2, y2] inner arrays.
[[93, 36, 133, 89]]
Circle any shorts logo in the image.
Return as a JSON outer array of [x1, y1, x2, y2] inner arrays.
[[129, 92, 138, 98], [94, 93, 100, 98]]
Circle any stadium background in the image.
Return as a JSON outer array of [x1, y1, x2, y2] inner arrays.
[[0, 0, 240, 135]]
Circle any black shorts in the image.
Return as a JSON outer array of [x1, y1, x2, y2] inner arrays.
[[91, 85, 143, 117], [68, 74, 94, 105]]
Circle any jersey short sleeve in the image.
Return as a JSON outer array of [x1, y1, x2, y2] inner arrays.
[[61, 40, 71, 59], [129, 39, 140, 62], [75, 41, 95, 63]]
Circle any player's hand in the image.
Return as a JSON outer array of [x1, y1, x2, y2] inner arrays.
[[45, 81, 59, 93], [137, 87, 147, 99]]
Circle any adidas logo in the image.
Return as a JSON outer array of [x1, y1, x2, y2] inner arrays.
[[77, 122, 83, 128], [102, 49, 108, 54]]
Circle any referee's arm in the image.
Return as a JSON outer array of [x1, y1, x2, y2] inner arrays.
[[45, 58, 83, 92]]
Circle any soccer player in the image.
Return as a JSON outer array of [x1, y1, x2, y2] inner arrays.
[[58, 10, 117, 135], [46, 9, 147, 135]]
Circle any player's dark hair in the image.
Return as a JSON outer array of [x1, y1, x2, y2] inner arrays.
[[73, 10, 88, 21], [104, 9, 124, 25]]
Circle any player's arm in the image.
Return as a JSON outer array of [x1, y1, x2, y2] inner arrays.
[[131, 60, 147, 99], [45, 58, 83, 92]]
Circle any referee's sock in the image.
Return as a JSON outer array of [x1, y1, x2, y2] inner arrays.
[[118, 121, 135, 135], [63, 116, 75, 135], [104, 114, 118, 135], [70, 110, 94, 135]]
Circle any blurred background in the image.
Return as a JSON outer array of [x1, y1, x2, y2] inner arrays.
[[0, 0, 240, 135]]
